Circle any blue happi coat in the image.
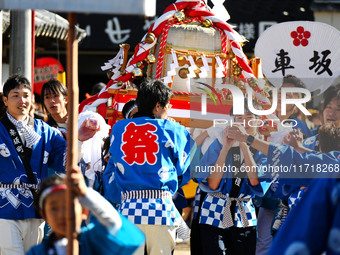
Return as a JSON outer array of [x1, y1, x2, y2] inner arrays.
[[266, 144, 340, 187], [194, 139, 270, 228], [268, 176, 340, 255], [103, 164, 122, 207], [270, 126, 317, 207], [292, 117, 314, 138], [26, 214, 145, 255], [106, 117, 194, 226], [269, 117, 313, 198], [0, 119, 66, 220], [282, 134, 320, 208], [303, 134, 319, 151]]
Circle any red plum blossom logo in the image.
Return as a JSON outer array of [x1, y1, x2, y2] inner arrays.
[[291, 26, 311, 47]]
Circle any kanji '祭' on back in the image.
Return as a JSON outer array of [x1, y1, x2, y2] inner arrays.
[[106, 79, 194, 254], [75, 1, 340, 255]]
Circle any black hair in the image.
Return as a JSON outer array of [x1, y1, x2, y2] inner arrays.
[[90, 82, 105, 96], [134, 79, 172, 118], [318, 120, 340, 153], [122, 99, 137, 119], [41, 79, 67, 113], [34, 174, 66, 214], [322, 85, 340, 111], [282, 75, 306, 89], [0, 92, 6, 118], [3, 74, 31, 98], [102, 136, 111, 160]]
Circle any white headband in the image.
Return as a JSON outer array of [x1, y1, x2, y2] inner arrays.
[[39, 184, 67, 209], [125, 105, 138, 119]]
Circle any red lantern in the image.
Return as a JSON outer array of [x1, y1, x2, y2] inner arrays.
[[34, 57, 64, 95]]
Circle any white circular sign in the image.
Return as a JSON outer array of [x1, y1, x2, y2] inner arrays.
[[255, 21, 340, 94]]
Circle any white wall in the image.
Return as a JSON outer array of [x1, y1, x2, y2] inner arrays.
[[314, 11, 340, 31]]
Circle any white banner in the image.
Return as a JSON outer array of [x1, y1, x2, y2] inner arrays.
[[255, 21, 340, 94]]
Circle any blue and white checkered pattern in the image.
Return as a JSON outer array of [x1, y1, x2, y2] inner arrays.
[[199, 194, 257, 229], [192, 187, 201, 220], [119, 198, 181, 226]]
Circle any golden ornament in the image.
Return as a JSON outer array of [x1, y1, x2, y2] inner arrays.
[[235, 80, 245, 89], [202, 19, 213, 28], [233, 66, 242, 77], [146, 54, 156, 64], [261, 85, 272, 97], [193, 69, 201, 77], [248, 78, 259, 89], [116, 81, 123, 87], [261, 90, 269, 98], [236, 81, 246, 94], [228, 51, 235, 58], [132, 68, 143, 79], [177, 56, 185, 62], [178, 68, 189, 79], [177, 56, 187, 66], [120, 70, 126, 76], [145, 33, 156, 44], [174, 11, 185, 22], [136, 61, 143, 68], [106, 68, 114, 79], [106, 72, 113, 79]]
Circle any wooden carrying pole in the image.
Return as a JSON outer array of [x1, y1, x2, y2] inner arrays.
[[66, 13, 79, 255]]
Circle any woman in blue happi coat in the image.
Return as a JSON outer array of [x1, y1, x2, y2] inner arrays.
[[193, 103, 270, 255]]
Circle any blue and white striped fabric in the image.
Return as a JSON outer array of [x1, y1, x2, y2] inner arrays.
[[7, 112, 41, 148]]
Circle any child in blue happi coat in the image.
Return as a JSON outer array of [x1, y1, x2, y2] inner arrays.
[[26, 167, 145, 255]]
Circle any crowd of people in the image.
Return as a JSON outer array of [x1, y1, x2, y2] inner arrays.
[[0, 73, 339, 255]]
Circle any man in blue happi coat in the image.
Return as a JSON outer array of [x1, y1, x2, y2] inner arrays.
[[0, 75, 66, 254], [105, 79, 194, 255]]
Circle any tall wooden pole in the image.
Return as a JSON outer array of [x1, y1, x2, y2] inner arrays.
[[66, 13, 79, 255]]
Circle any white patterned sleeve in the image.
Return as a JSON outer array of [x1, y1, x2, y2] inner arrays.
[[78, 188, 122, 235]]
